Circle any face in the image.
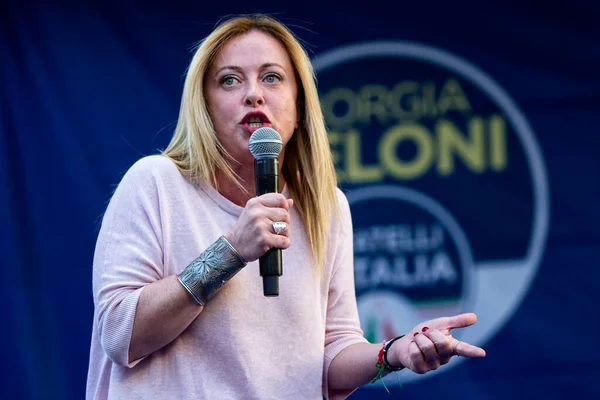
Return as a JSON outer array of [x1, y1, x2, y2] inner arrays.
[[205, 30, 299, 165]]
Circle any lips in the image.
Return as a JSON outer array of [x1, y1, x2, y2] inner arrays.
[[240, 112, 271, 131]]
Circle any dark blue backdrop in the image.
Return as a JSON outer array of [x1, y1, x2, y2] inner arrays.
[[2, 1, 599, 399]]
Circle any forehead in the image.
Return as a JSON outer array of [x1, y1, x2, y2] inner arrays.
[[211, 30, 293, 70]]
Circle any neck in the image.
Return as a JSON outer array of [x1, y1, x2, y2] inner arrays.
[[215, 161, 286, 207], [215, 162, 254, 207]]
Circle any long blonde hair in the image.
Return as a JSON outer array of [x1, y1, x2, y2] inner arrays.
[[162, 14, 338, 272]]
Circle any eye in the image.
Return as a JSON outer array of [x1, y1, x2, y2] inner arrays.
[[220, 75, 239, 86], [263, 73, 282, 84]]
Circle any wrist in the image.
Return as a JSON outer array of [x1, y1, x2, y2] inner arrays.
[[223, 232, 247, 263], [383, 335, 405, 371], [177, 235, 247, 305]]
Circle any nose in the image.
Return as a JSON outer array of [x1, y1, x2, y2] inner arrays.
[[244, 83, 264, 107]]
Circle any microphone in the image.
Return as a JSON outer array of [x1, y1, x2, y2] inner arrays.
[[249, 127, 283, 297]]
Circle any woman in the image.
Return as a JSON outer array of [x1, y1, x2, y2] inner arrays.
[[86, 13, 485, 400]]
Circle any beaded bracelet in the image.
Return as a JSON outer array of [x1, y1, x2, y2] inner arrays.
[[370, 335, 405, 394]]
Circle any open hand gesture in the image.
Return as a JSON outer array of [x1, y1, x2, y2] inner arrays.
[[391, 313, 486, 374]]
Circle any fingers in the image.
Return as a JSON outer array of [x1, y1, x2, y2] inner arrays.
[[413, 331, 450, 371], [226, 194, 294, 262], [422, 329, 453, 359], [451, 338, 486, 358], [250, 195, 292, 238], [408, 341, 429, 374], [247, 194, 292, 227], [413, 334, 439, 371], [266, 207, 291, 226], [254, 193, 293, 209], [430, 313, 478, 332], [405, 326, 485, 375]]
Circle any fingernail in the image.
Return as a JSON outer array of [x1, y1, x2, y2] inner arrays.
[[413, 332, 419, 336], [422, 327, 429, 332]]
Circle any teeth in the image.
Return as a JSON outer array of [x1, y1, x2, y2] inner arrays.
[[248, 122, 263, 128]]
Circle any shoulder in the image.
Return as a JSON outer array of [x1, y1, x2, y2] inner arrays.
[[119, 155, 184, 189], [125, 154, 180, 180], [108, 155, 190, 206], [328, 187, 353, 240], [335, 187, 352, 219]]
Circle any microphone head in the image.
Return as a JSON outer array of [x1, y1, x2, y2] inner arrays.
[[249, 127, 283, 159]]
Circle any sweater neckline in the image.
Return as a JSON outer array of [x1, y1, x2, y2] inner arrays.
[[198, 180, 289, 217]]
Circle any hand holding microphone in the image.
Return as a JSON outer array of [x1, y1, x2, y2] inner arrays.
[[224, 127, 289, 297], [224, 193, 292, 262]]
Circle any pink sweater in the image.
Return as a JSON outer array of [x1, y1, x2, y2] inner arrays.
[[86, 155, 368, 399]]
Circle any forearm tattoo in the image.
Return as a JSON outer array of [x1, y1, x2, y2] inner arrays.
[[177, 236, 247, 305]]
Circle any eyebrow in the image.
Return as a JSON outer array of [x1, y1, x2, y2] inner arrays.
[[215, 63, 286, 75]]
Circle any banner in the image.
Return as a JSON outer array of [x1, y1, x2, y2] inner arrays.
[[2, 2, 598, 399]]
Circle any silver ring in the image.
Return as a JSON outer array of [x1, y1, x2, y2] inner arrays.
[[272, 221, 287, 234]]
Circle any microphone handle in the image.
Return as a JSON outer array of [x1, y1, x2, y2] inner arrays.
[[255, 158, 282, 296]]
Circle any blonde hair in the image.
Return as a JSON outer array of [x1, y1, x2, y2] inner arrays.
[[162, 14, 339, 272]]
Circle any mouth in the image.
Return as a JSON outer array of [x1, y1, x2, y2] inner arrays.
[[240, 112, 271, 131]]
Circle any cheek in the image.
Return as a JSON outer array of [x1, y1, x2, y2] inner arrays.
[[279, 98, 298, 125], [210, 103, 234, 129]]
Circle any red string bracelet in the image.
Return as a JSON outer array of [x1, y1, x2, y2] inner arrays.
[[370, 335, 405, 394]]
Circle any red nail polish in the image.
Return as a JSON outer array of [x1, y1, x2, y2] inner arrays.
[[414, 332, 419, 336], [422, 327, 429, 332]]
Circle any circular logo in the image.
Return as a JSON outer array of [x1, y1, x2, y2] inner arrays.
[[312, 41, 550, 384]]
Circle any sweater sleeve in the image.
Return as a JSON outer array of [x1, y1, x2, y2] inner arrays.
[[92, 156, 166, 367], [322, 190, 369, 400]]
